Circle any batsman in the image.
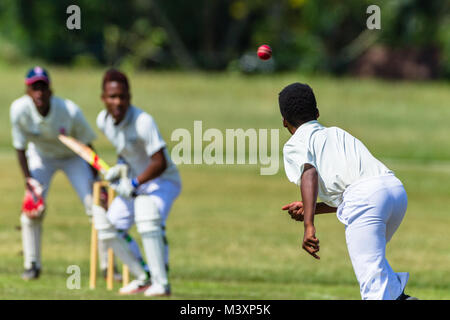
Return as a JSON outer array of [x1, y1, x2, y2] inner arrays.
[[10, 67, 117, 280], [94, 69, 181, 296]]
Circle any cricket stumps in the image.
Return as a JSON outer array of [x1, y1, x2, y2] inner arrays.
[[90, 181, 129, 290]]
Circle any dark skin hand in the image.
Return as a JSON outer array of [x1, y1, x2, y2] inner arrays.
[[282, 202, 336, 221], [102, 80, 168, 185]]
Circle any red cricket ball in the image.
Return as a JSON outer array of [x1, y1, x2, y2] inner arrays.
[[257, 45, 272, 60]]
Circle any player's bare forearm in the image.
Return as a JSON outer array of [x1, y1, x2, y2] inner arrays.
[[136, 148, 167, 185], [300, 164, 318, 227], [300, 164, 320, 259], [16, 149, 31, 179]]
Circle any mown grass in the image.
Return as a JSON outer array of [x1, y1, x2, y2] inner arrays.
[[0, 67, 449, 299]]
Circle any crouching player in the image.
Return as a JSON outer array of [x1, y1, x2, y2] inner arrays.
[[279, 83, 417, 300], [93, 69, 181, 296], [9, 67, 118, 280]]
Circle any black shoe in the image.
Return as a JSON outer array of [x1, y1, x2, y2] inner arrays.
[[22, 262, 40, 280], [397, 292, 419, 300]]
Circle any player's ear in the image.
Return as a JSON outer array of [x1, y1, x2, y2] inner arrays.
[[316, 109, 320, 119], [283, 118, 288, 128]]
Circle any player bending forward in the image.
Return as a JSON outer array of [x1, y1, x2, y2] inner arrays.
[[279, 83, 417, 300], [93, 69, 181, 296], [10, 67, 116, 280]]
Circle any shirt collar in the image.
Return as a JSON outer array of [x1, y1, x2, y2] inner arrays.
[[295, 120, 320, 133]]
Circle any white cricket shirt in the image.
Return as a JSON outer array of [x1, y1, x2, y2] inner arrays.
[[96, 105, 180, 184], [10, 95, 97, 158], [283, 120, 392, 207]]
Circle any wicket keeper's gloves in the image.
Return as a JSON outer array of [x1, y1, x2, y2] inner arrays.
[[22, 177, 45, 219], [112, 177, 137, 198]]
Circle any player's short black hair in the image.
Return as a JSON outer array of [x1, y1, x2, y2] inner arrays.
[[102, 68, 129, 91], [278, 82, 318, 127]]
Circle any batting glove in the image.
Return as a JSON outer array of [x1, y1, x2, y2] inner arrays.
[[104, 164, 128, 182], [112, 177, 139, 198]]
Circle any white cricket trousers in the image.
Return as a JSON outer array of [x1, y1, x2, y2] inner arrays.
[[337, 174, 409, 300]]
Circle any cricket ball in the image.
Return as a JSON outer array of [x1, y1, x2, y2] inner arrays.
[[257, 45, 272, 60]]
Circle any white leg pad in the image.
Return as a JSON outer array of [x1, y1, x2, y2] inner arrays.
[[134, 196, 161, 233], [21, 214, 42, 269], [135, 195, 168, 287], [97, 237, 109, 270], [92, 204, 146, 279], [92, 205, 109, 269], [92, 204, 116, 240], [106, 237, 147, 280]]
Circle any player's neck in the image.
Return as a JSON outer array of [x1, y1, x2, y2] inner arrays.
[[37, 104, 51, 117]]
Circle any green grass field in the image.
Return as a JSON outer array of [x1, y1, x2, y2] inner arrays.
[[0, 66, 449, 299]]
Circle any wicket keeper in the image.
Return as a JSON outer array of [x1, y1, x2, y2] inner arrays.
[[279, 82, 417, 300], [93, 69, 181, 296], [10, 67, 114, 280]]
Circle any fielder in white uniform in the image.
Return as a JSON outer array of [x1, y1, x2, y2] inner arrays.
[[279, 82, 416, 300], [94, 69, 181, 296], [9, 66, 116, 280]]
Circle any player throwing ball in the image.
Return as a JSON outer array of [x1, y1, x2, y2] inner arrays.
[[279, 82, 416, 300], [94, 69, 181, 296], [9, 67, 105, 280]]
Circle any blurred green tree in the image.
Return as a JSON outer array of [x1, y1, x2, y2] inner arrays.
[[0, 0, 447, 78]]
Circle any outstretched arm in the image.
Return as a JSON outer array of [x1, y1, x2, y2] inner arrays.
[[300, 164, 320, 259]]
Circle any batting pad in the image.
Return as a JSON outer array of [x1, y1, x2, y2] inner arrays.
[[106, 237, 147, 280], [21, 214, 42, 269], [92, 204, 116, 240], [135, 195, 168, 286], [92, 204, 146, 280]]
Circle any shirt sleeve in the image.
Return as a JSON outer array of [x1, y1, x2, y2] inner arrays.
[[136, 114, 167, 157], [10, 102, 28, 150], [96, 110, 107, 133], [283, 139, 315, 186], [69, 102, 97, 144]]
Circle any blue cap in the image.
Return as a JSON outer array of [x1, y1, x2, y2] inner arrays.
[[25, 66, 50, 85]]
